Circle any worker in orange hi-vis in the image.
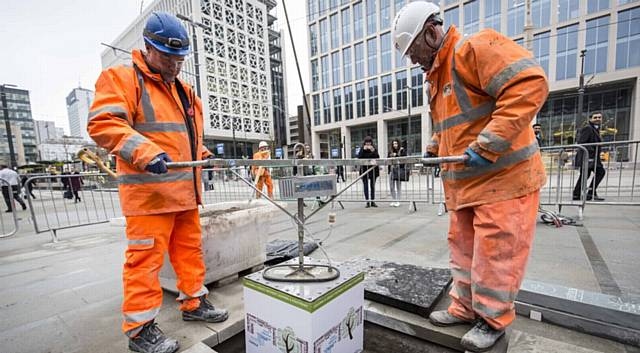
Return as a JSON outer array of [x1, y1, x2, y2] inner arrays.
[[87, 12, 228, 353], [393, 2, 548, 352], [251, 141, 274, 198]]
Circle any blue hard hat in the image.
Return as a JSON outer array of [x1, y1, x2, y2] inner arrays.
[[143, 12, 190, 56]]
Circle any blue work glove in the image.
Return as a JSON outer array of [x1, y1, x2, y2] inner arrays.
[[464, 147, 492, 168], [146, 153, 172, 174]]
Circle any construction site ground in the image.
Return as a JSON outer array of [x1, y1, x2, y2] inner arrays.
[[1, 198, 639, 352]]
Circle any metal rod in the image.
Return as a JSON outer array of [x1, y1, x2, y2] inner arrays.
[[297, 198, 305, 269]]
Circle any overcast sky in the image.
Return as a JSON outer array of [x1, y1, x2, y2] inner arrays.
[[0, 0, 308, 133]]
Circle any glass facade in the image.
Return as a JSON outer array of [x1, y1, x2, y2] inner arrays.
[[558, 0, 580, 22], [395, 71, 407, 110], [380, 0, 391, 30], [321, 55, 330, 88], [320, 18, 328, 53], [556, 24, 578, 80], [334, 88, 343, 122], [381, 74, 393, 112], [356, 82, 366, 117], [332, 52, 341, 85], [484, 0, 501, 31], [532, 0, 551, 28], [330, 14, 340, 49], [350, 123, 378, 156], [533, 31, 550, 75], [345, 85, 354, 120], [309, 24, 318, 57], [410, 67, 424, 108], [380, 32, 392, 72], [313, 94, 321, 125], [368, 78, 379, 115], [354, 2, 364, 40], [615, 7, 640, 70], [507, 0, 525, 36], [323, 91, 331, 124], [366, 0, 377, 35], [585, 16, 609, 75], [444, 6, 460, 31], [464, 0, 480, 35], [367, 38, 378, 76], [342, 8, 351, 43], [588, 0, 609, 13], [355, 42, 365, 79], [343, 47, 353, 82], [311, 59, 319, 91]]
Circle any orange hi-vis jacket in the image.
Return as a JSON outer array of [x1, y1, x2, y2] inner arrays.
[[251, 150, 271, 177], [426, 26, 548, 210], [87, 50, 212, 216]]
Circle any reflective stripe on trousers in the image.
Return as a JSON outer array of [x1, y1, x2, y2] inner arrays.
[[122, 208, 207, 335], [446, 191, 539, 330]]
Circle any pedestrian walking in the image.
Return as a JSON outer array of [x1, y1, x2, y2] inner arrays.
[[0, 165, 27, 212], [572, 112, 606, 201], [69, 170, 83, 203], [87, 12, 228, 353], [357, 136, 380, 208], [387, 139, 407, 207], [394, 2, 548, 351]]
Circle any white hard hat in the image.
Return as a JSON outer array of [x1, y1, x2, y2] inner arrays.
[[392, 1, 440, 57], [259, 141, 268, 148]]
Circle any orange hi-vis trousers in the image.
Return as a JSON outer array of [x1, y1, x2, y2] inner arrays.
[[256, 175, 274, 198], [122, 209, 208, 337], [447, 191, 539, 330]]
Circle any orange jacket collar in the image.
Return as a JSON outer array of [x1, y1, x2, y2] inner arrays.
[[427, 25, 461, 79], [132, 50, 165, 83]]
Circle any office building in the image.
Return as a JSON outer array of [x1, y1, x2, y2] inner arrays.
[[0, 86, 37, 166], [66, 87, 95, 141]]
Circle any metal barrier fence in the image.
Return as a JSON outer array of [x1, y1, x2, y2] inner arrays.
[[25, 173, 121, 240], [0, 178, 19, 238]]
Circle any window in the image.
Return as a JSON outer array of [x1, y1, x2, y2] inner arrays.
[[585, 16, 609, 75], [558, 0, 579, 22], [311, 59, 319, 91], [368, 79, 379, 115], [588, 0, 609, 13], [393, 0, 406, 18], [381, 32, 392, 72], [464, 1, 479, 35], [533, 31, 550, 75], [381, 74, 393, 112], [367, 0, 377, 35], [395, 46, 406, 68], [484, 0, 501, 31], [323, 91, 331, 124], [309, 24, 318, 57], [380, 0, 391, 30], [343, 47, 353, 82], [556, 24, 578, 80], [320, 19, 328, 53], [355, 42, 365, 79], [367, 38, 378, 76], [319, 0, 327, 17], [410, 67, 423, 107], [396, 71, 407, 110], [334, 89, 343, 122], [308, 0, 317, 21], [508, 0, 525, 36], [330, 14, 340, 49], [615, 7, 640, 70], [445, 0, 457, 5], [444, 7, 459, 31], [532, 0, 551, 28], [321, 55, 330, 88], [332, 52, 341, 85], [356, 82, 366, 117], [313, 94, 321, 125], [354, 2, 364, 40], [345, 86, 354, 120], [342, 8, 351, 44]]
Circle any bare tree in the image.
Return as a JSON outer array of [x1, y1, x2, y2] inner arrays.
[[341, 307, 358, 340], [276, 326, 299, 353]]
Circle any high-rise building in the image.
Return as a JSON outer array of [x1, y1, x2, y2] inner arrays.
[[306, 0, 639, 159], [66, 87, 95, 141], [101, 0, 287, 158], [0, 86, 37, 166], [34, 120, 60, 144]]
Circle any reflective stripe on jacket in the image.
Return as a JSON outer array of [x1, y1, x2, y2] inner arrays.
[[427, 26, 548, 210], [87, 50, 212, 216]]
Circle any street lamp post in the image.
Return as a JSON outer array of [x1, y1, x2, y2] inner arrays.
[[1, 84, 18, 168], [406, 85, 413, 155], [577, 49, 587, 130], [176, 13, 207, 98]]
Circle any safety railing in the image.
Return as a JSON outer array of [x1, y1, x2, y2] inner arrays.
[[0, 178, 19, 238], [540, 140, 639, 219], [25, 173, 121, 241]]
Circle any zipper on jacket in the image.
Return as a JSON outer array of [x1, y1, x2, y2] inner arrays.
[[172, 81, 200, 204]]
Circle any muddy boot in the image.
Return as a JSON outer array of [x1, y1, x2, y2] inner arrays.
[[428, 310, 470, 327], [182, 296, 229, 323], [460, 319, 505, 352], [128, 321, 179, 353]]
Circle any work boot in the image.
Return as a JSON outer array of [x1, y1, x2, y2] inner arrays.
[[365, 202, 370, 208], [460, 319, 505, 352], [128, 321, 179, 353], [182, 296, 229, 323], [428, 310, 470, 327], [370, 201, 378, 208]]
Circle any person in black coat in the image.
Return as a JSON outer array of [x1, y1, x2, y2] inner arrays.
[[387, 139, 406, 207], [357, 136, 380, 208], [573, 112, 605, 201]]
